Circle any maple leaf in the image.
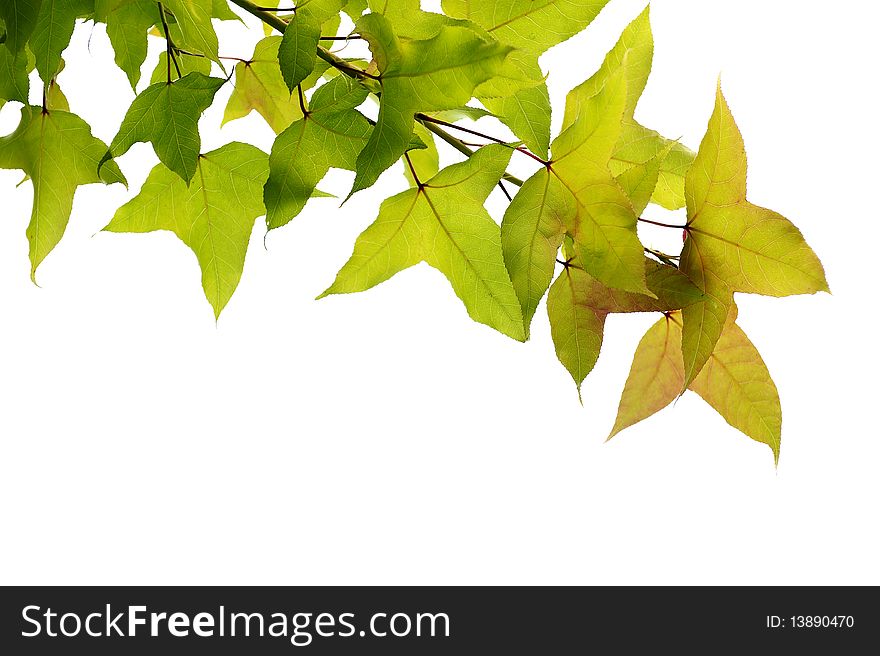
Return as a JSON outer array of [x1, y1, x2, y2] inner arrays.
[[277, 0, 345, 92], [562, 7, 694, 211], [609, 308, 782, 462], [441, 0, 611, 159], [502, 66, 651, 337], [29, 0, 92, 83], [0, 0, 43, 54], [223, 36, 329, 134], [679, 82, 828, 386], [320, 144, 525, 341], [95, 0, 158, 89], [263, 75, 372, 229], [161, 0, 220, 64], [0, 106, 126, 281], [349, 12, 512, 196], [103, 72, 225, 184], [104, 142, 270, 318], [547, 260, 703, 397], [0, 44, 32, 107]]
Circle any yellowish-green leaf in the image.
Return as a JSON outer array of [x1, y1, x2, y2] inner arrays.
[[501, 168, 573, 336], [441, 0, 610, 157], [104, 72, 224, 183], [547, 260, 703, 395], [30, 0, 92, 82], [0, 106, 126, 280], [562, 7, 694, 211], [104, 142, 269, 318], [350, 13, 512, 196], [608, 313, 684, 439], [223, 36, 329, 134], [95, 0, 158, 89], [551, 67, 649, 296], [321, 144, 525, 341], [689, 314, 782, 463], [680, 82, 828, 385], [264, 75, 371, 229], [162, 0, 219, 63]]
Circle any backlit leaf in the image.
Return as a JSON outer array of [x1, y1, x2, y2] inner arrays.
[[546, 260, 702, 395], [30, 0, 92, 83], [0, 43, 32, 106], [562, 7, 694, 211], [104, 142, 269, 318], [0, 0, 43, 53], [264, 75, 371, 229], [162, 0, 219, 63], [223, 36, 329, 134], [349, 12, 512, 196], [95, 0, 157, 89], [104, 72, 225, 183], [680, 82, 828, 386], [321, 144, 525, 341], [0, 105, 126, 280]]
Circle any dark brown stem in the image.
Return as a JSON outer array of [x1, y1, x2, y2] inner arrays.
[[638, 217, 688, 230]]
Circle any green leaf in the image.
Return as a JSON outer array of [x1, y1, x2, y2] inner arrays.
[[689, 313, 782, 463], [502, 67, 651, 333], [278, 0, 347, 91], [30, 0, 93, 83], [162, 0, 219, 63], [0, 43, 32, 105], [95, 0, 158, 89], [105, 72, 225, 183], [321, 144, 525, 341], [0, 0, 43, 53], [104, 142, 270, 318], [479, 70, 550, 159], [562, 7, 694, 211], [501, 169, 573, 336], [441, 0, 610, 158], [264, 75, 371, 229], [546, 260, 703, 395], [149, 49, 211, 85], [349, 13, 512, 196], [0, 106, 126, 280], [680, 82, 828, 386], [442, 0, 609, 55], [278, 11, 321, 92], [607, 313, 685, 439], [223, 36, 329, 134], [211, 0, 240, 21], [552, 69, 649, 296]]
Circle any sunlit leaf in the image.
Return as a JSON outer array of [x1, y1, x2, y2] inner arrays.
[[0, 106, 126, 280], [321, 144, 525, 340], [104, 142, 269, 318]]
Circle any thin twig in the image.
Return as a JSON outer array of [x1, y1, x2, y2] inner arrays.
[[417, 113, 548, 165]]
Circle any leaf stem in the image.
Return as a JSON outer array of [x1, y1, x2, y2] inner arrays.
[[417, 113, 548, 165], [404, 152, 423, 188], [229, 0, 526, 188], [638, 217, 688, 230], [418, 119, 525, 187], [157, 3, 182, 81]]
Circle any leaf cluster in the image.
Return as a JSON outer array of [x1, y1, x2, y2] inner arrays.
[[0, 1, 828, 462]]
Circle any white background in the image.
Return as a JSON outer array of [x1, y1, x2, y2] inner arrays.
[[1, 0, 877, 585]]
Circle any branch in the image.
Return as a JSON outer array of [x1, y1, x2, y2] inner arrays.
[[229, 0, 526, 188]]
